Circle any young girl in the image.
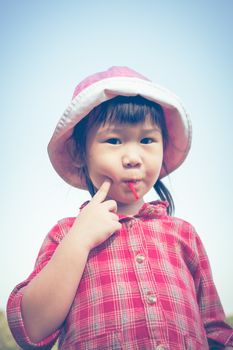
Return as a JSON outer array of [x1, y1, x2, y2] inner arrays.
[[7, 66, 233, 349]]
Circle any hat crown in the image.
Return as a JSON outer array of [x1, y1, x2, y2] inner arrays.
[[72, 66, 150, 100]]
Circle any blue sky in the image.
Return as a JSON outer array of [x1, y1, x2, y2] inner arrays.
[[1, 0, 233, 316]]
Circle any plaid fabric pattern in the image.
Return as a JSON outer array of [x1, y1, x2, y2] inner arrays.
[[7, 201, 233, 350]]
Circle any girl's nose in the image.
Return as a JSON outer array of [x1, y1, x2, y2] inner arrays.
[[122, 152, 142, 168]]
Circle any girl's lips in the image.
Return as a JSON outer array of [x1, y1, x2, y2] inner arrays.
[[124, 179, 141, 184]]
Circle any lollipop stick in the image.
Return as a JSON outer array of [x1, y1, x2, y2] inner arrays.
[[128, 182, 139, 200]]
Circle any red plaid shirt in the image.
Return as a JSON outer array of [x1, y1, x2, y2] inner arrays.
[[7, 201, 233, 350]]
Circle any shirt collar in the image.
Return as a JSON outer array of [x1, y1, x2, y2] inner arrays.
[[118, 201, 169, 221], [80, 200, 169, 221]]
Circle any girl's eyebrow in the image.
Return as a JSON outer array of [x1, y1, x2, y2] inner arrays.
[[139, 127, 161, 133], [97, 125, 161, 135]]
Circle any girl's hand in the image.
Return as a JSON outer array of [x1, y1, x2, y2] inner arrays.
[[71, 179, 122, 250]]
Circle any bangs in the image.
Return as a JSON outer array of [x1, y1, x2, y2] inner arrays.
[[87, 95, 165, 127]]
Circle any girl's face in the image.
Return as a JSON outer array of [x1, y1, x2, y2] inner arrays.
[[85, 116, 163, 214]]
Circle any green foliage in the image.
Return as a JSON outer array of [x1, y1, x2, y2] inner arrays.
[[0, 310, 58, 350], [0, 310, 20, 350], [52, 341, 58, 350], [226, 314, 233, 326]]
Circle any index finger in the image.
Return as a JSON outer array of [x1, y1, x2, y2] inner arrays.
[[91, 178, 112, 204]]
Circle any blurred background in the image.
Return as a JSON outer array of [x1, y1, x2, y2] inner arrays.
[[1, 1, 232, 341]]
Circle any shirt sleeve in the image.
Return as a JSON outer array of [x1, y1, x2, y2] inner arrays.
[[6, 219, 74, 350], [193, 231, 233, 347]]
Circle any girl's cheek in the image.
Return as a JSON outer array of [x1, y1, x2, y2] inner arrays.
[[98, 163, 117, 178], [90, 170, 116, 190], [146, 168, 161, 185], [147, 167, 158, 178]]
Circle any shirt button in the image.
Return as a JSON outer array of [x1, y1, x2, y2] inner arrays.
[[146, 293, 157, 305], [135, 254, 145, 264], [156, 346, 169, 350]]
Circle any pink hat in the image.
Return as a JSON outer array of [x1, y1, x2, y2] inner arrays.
[[48, 66, 192, 188]]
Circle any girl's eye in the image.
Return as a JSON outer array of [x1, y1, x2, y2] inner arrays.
[[106, 138, 121, 145], [140, 137, 154, 144]]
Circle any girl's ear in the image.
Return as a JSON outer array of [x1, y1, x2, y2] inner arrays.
[[67, 138, 85, 168], [72, 155, 85, 169]]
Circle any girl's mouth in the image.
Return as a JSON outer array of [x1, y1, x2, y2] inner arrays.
[[124, 179, 141, 184]]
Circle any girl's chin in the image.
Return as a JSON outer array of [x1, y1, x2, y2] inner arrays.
[[112, 191, 144, 205]]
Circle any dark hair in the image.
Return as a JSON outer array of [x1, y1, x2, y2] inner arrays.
[[71, 95, 174, 215]]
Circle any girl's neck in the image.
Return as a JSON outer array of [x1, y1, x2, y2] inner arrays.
[[117, 198, 145, 216]]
